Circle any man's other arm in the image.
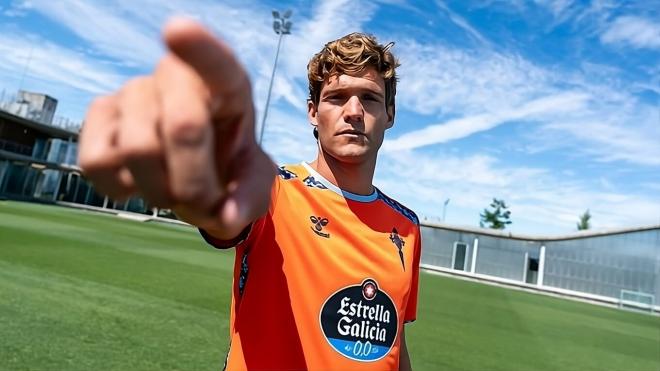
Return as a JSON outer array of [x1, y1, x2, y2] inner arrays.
[[400, 327, 412, 371]]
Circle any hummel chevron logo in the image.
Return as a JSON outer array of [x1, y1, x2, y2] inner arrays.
[[310, 216, 330, 238]]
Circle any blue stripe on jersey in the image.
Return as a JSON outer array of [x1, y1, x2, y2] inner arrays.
[[376, 188, 419, 225]]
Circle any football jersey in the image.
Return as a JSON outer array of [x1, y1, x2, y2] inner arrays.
[[201, 162, 421, 370]]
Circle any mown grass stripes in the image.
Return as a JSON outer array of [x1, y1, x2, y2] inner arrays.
[[1, 201, 658, 371]]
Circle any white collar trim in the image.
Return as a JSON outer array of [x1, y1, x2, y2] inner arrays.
[[301, 162, 378, 203]]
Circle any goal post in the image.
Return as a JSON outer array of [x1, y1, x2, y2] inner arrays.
[[619, 290, 655, 312]]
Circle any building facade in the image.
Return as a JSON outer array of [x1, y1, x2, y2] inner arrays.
[[0, 108, 149, 214], [4, 90, 58, 125], [420, 223, 660, 311]]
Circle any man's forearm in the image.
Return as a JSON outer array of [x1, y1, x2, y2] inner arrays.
[[400, 328, 412, 371]]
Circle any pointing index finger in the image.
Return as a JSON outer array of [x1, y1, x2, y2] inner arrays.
[[163, 18, 251, 112]]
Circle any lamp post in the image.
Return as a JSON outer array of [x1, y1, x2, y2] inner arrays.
[[442, 198, 450, 222], [258, 10, 292, 145]]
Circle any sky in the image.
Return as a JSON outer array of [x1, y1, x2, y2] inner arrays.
[[0, 0, 658, 235]]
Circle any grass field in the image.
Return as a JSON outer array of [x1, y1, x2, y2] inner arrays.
[[1, 201, 658, 371]]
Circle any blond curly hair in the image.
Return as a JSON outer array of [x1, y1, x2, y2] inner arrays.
[[307, 32, 400, 113]]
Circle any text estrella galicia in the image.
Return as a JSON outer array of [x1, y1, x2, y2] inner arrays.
[[320, 279, 398, 362]]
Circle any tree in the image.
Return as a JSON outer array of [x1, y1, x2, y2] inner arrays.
[[577, 209, 591, 230], [479, 198, 512, 230]]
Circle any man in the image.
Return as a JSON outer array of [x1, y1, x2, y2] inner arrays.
[[79, 18, 420, 370]]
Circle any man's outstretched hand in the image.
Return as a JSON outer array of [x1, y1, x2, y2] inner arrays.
[[78, 19, 276, 240]]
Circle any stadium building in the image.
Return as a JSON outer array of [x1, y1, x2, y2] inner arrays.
[[1, 90, 658, 313], [0, 90, 150, 214], [421, 223, 659, 312]]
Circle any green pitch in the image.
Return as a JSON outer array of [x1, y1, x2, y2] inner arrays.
[[1, 201, 658, 371]]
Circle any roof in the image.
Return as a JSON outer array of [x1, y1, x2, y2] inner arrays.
[[420, 220, 660, 242], [0, 149, 81, 173], [0, 109, 79, 140]]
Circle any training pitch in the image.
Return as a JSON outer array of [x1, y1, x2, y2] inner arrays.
[[1, 201, 658, 370]]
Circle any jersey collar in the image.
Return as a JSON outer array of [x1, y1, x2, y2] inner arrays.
[[301, 162, 378, 203]]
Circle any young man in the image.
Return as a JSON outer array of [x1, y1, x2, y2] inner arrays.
[[79, 18, 420, 370]]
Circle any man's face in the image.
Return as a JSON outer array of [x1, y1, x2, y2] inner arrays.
[[308, 67, 394, 165]]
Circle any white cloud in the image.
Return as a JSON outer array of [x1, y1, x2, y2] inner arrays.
[[0, 29, 128, 120], [261, 106, 317, 165], [642, 183, 660, 192], [395, 40, 553, 116], [19, 0, 378, 126], [28, 0, 163, 67], [383, 33, 660, 167], [0, 31, 125, 95], [435, 1, 491, 46], [539, 0, 574, 16], [2, 0, 658, 235], [275, 0, 379, 101], [2, 0, 32, 18], [601, 16, 660, 50], [374, 150, 660, 233], [542, 119, 660, 166], [383, 92, 589, 151]]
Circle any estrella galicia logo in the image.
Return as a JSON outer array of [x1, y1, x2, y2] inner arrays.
[[390, 228, 406, 270], [320, 279, 398, 362], [310, 216, 330, 238]]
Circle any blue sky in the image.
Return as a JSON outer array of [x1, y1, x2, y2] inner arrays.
[[0, 0, 658, 234]]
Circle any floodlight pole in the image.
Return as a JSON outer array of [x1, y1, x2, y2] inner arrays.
[[258, 10, 292, 146], [442, 198, 450, 222]]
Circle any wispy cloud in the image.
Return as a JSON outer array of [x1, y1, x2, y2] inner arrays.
[[2, 0, 32, 18], [375, 150, 660, 232], [0, 31, 124, 95], [383, 92, 589, 151], [435, 1, 491, 46], [535, 0, 579, 25], [395, 40, 553, 116], [29, 0, 163, 67], [2, 0, 658, 234], [541, 118, 660, 166], [537, 0, 575, 16], [601, 16, 660, 49], [385, 32, 659, 167], [642, 182, 660, 192], [274, 0, 379, 106], [0, 29, 128, 120], [18, 0, 378, 126], [2, 0, 380, 126]]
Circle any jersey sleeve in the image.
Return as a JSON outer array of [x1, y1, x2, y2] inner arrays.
[[199, 223, 255, 249], [404, 227, 422, 323]]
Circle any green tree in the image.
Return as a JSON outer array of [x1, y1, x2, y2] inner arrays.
[[479, 198, 512, 229], [577, 209, 591, 230]]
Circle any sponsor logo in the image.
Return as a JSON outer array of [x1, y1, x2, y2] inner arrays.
[[389, 228, 406, 270], [362, 280, 377, 300], [310, 216, 330, 238], [278, 167, 297, 180], [320, 279, 398, 362], [303, 176, 328, 189]]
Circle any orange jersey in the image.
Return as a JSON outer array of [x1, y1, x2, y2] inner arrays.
[[202, 162, 421, 370]]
